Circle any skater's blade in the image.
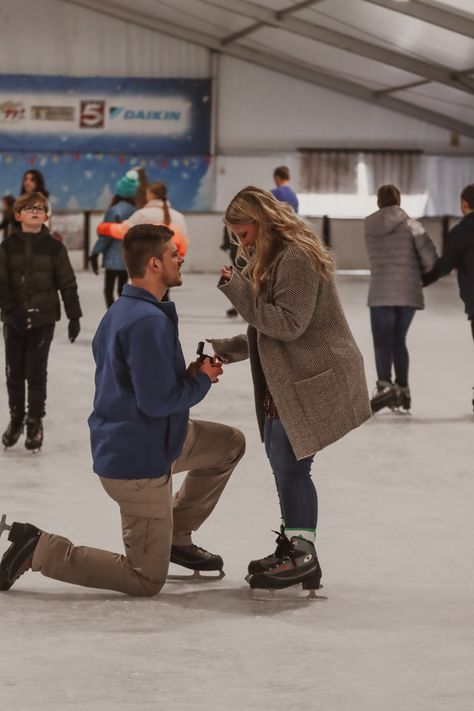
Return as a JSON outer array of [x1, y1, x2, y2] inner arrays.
[[0, 514, 12, 538], [167, 569, 225, 583]]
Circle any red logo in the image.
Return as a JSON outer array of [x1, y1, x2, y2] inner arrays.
[[80, 100, 105, 128]]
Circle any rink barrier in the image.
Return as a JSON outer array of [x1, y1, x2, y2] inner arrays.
[[21, 210, 460, 273]]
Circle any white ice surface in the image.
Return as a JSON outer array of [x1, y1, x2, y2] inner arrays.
[[1, 272, 473, 711]]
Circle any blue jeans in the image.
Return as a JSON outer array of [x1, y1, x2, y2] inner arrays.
[[370, 306, 416, 387], [263, 417, 318, 529]]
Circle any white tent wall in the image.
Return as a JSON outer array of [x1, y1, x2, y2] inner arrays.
[[0, 0, 210, 78], [216, 56, 474, 154]]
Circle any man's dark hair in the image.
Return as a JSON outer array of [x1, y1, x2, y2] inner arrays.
[[461, 184, 474, 209], [273, 165, 290, 181], [123, 224, 174, 278], [377, 184, 401, 209]]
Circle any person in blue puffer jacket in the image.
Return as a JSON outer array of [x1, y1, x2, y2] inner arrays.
[[90, 169, 139, 307]]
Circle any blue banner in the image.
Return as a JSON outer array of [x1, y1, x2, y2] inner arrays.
[[0, 75, 211, 154], [0, 151, 213, 211]]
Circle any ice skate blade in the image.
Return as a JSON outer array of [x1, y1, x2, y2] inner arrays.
[[0, 514, 12, 538], [167, 569, 225, 583], [249, 585, 327, 602]]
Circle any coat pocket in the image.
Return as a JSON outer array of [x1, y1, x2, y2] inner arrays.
[[294, 369, 343, 424]]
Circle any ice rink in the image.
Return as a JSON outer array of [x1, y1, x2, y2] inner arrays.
[[1, 270, 473, 711]]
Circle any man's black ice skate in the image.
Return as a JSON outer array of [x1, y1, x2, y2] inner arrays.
[[25, 416, 43, 452], [247, 525, 291, 577], [168, 543, 225, 581], [248, 537, 323, 598], [0, 514, 41, 591], [370, 381, 398, 414], [2, 413, 25, 449]]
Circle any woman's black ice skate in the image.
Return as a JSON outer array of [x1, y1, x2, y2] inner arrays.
[[395, 386, 411, 413], [2, 413, 25, 449], [370, 381, 399, 414], [247, 525, 291, 577], [0, 514, 41, 591], [168, 543, 225, 581], [248, 537, 323, 598], [25, 416, 43, 452]]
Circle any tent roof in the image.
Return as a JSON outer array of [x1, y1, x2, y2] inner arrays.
[[62, 0, 474, 138]]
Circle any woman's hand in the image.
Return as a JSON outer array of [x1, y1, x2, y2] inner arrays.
[[219, 265, 234, 284]]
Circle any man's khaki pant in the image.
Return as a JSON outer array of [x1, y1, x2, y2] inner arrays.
[[31, 420, 245, 596]]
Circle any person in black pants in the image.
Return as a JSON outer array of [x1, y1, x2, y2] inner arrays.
[[423, 184, 474, 410], [0, 192, 82, 451]]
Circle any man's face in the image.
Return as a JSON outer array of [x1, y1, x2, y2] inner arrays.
[[15, 203, 48, 232], [157, 240, 184, 288]]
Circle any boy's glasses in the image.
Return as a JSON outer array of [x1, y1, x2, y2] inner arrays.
[[22, 205, 46, 214]]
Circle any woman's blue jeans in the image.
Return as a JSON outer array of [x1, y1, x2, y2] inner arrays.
[[370, 306, 416, 387], [263, 417, 318, 530]]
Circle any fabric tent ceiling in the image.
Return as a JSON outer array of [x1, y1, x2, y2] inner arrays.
[[59, 0, 474, 139]]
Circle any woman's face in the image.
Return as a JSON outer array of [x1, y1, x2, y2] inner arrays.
[[23, 173, 37, 193], [230, 221, 257, 250]]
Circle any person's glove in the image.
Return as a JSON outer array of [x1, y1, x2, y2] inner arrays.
[[68, 319, 81, 343], [89, 253, 99, 275], [9, 308, 28, 333]]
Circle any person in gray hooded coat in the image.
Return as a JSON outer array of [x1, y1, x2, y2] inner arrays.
[[365, 184, 438, 413]]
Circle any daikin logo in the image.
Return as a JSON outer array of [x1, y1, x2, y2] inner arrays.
[[109, 106, 181, 121]]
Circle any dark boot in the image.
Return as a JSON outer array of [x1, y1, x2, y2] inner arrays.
[[0, 518, 42, 591], [170, 544, 223, 572], [248, 537, 322, 591], [247, 525, 291, 575], [25, 416, 43, 451], [396, 385, 411, 412], [2, 412, 25, 449]]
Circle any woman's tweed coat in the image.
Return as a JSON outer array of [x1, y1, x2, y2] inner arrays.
[[213, 244, 371, 460]]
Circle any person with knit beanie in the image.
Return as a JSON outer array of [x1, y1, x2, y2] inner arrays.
[[89, 170, 139, 308]]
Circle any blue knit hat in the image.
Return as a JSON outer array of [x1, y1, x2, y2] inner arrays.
[[115, 169, 139, 198]]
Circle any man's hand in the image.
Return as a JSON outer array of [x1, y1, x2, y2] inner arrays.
[[186, 358, 202, 378], [199, 357, 224, 383]]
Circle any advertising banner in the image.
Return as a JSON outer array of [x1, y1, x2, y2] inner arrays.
[[0, 75, 211, 154]]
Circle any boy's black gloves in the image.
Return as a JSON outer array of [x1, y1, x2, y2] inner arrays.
[[89, 253, 99, 275], [68, 319, 81, 343], [9, 308, 28, 333]]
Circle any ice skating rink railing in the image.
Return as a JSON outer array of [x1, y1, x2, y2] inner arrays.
[[45, 211, 459, 274]]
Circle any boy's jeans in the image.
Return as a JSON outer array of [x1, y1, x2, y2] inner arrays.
[[4, 323, 55, 417]]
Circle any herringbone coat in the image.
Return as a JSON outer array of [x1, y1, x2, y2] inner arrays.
[[212, 244, 371, 460]]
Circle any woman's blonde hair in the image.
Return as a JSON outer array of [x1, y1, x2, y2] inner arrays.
[[224, 186, 334, 293]]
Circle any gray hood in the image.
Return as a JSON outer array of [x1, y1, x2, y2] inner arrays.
[[365, 205, 408, 237]]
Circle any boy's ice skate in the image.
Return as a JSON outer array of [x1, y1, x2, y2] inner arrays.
[[0, 514, 41, 591], [2, 413, 25, 450], [25, 416, 43, 452], [167, 543, 225, 582], [246, 525, 291, 578], [247, 537, 325, 600]]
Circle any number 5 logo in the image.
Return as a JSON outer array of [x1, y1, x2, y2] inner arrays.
[[80, 100, 105, 128]]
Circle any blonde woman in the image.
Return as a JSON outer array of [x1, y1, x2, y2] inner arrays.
[[209, 186, 371, 594]]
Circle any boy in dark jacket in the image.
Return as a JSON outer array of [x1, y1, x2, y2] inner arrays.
[[0, 192, 82, 451], [423, 184, 474, 409]]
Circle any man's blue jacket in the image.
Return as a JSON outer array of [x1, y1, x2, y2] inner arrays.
[[88, 284, 211, 479]]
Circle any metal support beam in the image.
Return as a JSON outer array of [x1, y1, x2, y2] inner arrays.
[[375, 79, 430, 96], [276, 1, 322, 19], [57, 0, 474, 140], [364, 0, 474, 39], [200, 0, 474, 94], [221, 22, 263, 46]]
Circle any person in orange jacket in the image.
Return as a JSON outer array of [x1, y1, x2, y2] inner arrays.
[[97, 182, 189, 257]]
